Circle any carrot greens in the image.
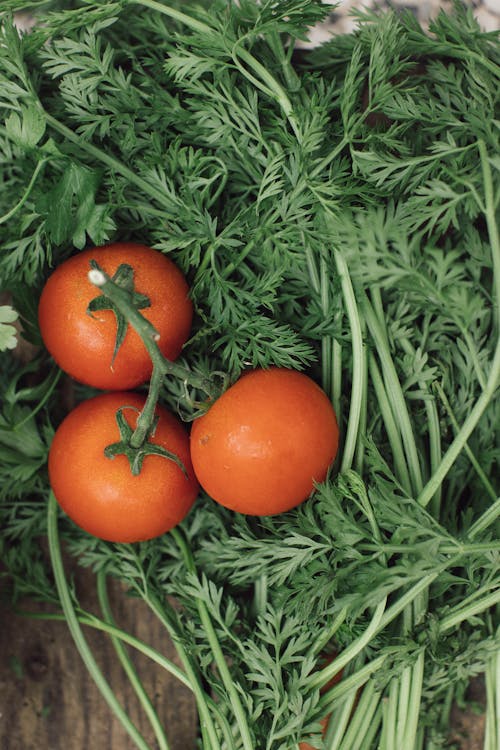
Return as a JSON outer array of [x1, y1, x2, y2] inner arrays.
[[0, 1, 498, 748]]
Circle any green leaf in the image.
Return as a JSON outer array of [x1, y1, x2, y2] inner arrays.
[[5, 103, 46, 148], [37, 163, 115, 248], [0, 306, 18, 351]]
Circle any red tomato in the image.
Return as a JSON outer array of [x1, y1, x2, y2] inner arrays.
[[190, 368, 339, 515], [38, 242, 193, 390], [48, 392, 199, 542]]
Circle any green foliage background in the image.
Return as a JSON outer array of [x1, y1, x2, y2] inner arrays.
[[0, 1, 498, 748]]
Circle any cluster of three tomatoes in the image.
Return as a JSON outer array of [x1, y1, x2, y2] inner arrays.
[[39, 243, 339, 543]]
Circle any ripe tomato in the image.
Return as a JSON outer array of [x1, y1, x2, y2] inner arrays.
[[38, 242, 193, 390], [190, 368, 339, 515], [48, 392, 199, 542]]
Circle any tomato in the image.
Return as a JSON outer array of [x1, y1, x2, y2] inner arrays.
[[190, 368, 339, 515], [48, 392, 199, 542], [38, 242, 193, 390]]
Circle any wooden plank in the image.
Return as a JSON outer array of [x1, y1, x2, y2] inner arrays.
[[0, 566, 198, 750]]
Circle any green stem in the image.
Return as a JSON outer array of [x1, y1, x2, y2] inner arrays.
[[130, 362, 166, 449], [418, 142, 500, 506], [44, 114, 169, 208], [87, 270, 198, 390], [484, 642, 499, 750], [339, 680, 381, 750], [400, 338, 442, 513], [380, 678, 399, 750], [96, 571, 170, 750], [434, 381, 497, 502], [400, 650, 425, 749], [324, 688, 359, 750], [367, 541, 500, 556], [369, 353, 411, 494], [310, 598, 387, 691], [332, 248, 364, 473], [20, 608, 193, 688], [267, 29, 301, 91], [416, 339, 500, 509], [253, 574, 268, 619], [320, 254, 335, 405], [376, 573, 438, 634], [130, 0, 213, 35], [231, 42, 300, 139], [354, 335, 368, 476], [437, 588, 500, 634], [467, 497, 500, 540], [88, 266, 210, 449], [395, 665, 411, 747], [314, 607, 348, 657], [304, 241, 340, 412], [0, 157, 47, 224], [131, 0, 299, 138], [170, 527, 254, 750], [143, 593, 223, 750], [357, 702, 383, 749], [47, 493, 153, 750], [437, 684, 455, 742], [13, 367, 62, 431], [319, 654, 388, 710], [220, 234, 259, 280], [361, 292, 423, 496], [311, 136, 349, 180]]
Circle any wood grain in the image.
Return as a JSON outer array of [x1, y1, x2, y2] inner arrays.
[[0, 566, 198, 750]]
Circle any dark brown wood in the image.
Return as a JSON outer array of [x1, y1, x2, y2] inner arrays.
[[0, 567, 198, 750]]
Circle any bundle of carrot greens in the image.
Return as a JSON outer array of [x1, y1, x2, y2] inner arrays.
[[0, 1, 498, 748]]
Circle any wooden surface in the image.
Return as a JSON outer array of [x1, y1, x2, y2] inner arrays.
[[0, 565, 198, 750]]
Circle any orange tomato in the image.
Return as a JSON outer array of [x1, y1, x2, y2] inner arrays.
[[48, 391, 199, 542], [190, 368, 339, 515], [38, 242, 192, 390]]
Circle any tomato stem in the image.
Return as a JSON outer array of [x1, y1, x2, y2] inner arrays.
[[129, 364, 166, 449], [88, 262, 214, 463]]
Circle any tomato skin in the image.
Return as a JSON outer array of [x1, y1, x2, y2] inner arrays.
[[38, 242, 193, 390], [190, 368, 339, 515], [48, 392, 199, 542]]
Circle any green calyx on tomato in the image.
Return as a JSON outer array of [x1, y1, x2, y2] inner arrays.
[[86, 260, 151, 367], [38, 242, 194, 391], [104, 404, 187, 477], [48, 391, 199, 543]]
